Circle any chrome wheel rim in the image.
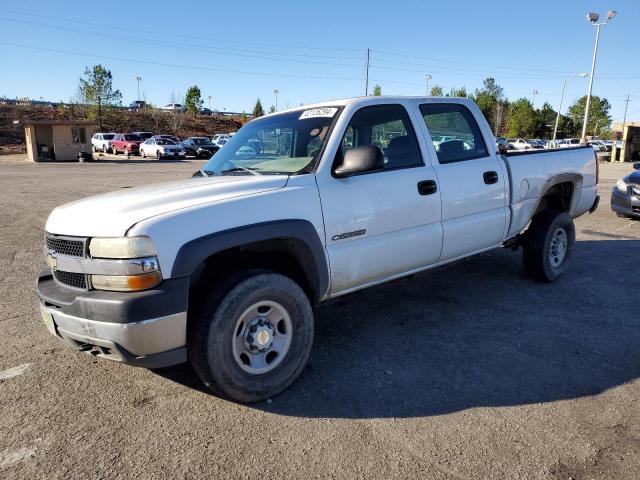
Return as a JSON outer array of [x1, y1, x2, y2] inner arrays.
[[549, 228, 568, 267], [232, 300, 292, 375]]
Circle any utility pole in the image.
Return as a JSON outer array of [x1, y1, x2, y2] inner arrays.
[[531, 89, 538, 108], [364, 48, 370, 96], [208, 95, 212, 110], [619, 93, 630, 162], [274, 89, 279, 111], [135, 76, 141, 101], [424, 74, 432, 96]]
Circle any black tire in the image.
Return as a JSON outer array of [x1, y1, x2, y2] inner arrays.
[[156, 150, 162, 160], [124, 147, 129, 156], [92, 145, 97, 152], [103, 145, 107, 153], [189, 270, 314, 403], [141, 148, 146, 158], [523, 210, 575, 282], [112, 146, 117, 155]]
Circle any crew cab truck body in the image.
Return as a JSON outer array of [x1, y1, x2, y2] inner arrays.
[[37, 96, 599, 402]]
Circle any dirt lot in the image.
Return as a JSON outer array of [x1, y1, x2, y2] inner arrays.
[[0, 158, 638, 479]]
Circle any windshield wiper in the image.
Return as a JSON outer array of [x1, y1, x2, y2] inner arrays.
[[218, 166, 262, 176], [192, 169, 212, 178]]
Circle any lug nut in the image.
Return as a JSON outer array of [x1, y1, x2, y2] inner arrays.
[[258, 319, 265, 326], [247, 336, 254, 343], [250, 325, 257, 333]]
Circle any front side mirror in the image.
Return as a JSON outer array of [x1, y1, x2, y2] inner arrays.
[[633, 162, 640, 170], [334, 145, 384, 178]]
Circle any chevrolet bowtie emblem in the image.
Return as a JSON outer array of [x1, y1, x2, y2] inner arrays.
[[46, 254, 57, 270]]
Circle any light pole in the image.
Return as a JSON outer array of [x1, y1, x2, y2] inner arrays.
[[273, 89, 279, 111], [581, 9, 617, 143], [552, 73, 588, 143], [531, 89, 538, 108], [135, 76, 142, 101], [208, 95, 212, 110], [424, 74, 432, 96]]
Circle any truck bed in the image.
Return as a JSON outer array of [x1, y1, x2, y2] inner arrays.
[[501, 146, 598, 238]]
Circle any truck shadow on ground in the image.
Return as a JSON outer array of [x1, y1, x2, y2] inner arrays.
[[156, 239, 640, 419]]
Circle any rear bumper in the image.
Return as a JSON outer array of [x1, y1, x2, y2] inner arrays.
[[36, 270, 188, 368], [611, 187, 640, 217]]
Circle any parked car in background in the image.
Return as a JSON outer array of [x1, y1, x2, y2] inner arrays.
[[200, 108, 213, 115], [132, 131, 154, 141], [91, 133, 116, 153], [161, 103, 185, 112], [151, 134, 180, 143], [528, 139, 546, 149], [588, 140, 612, 152], [128, 101, 147, 111], [507, 138, 535, 150], [140, 138, 186, 159], [181, 137, 219, 158], [611, 162, 640, 218], [559, 138, 581, 148], [111, 133, 143, 156]]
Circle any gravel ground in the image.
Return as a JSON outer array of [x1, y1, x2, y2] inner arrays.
[[0, 158, 638, 479]]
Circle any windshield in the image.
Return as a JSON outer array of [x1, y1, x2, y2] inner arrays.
[[103, 134, 115, 140], [124, 134, 141, 141], [193, 138, 213, 145], [201, 107, 339, 175], [156, 139, 176, 145]]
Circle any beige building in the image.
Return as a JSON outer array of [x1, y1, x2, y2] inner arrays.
[[23, 120, 96, 162], [611, 121, 640, 163]]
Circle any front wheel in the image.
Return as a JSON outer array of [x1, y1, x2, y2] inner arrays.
[[103, 145, 108, 153], [523, 211, 575, 282], [141, 148, 146, 158], [112, 146, 117, 155], [189, 270, 314, 403], [156, 150, 162, 160]]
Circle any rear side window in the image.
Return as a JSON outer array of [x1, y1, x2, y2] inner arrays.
[[340, 104, 422, 170], [420, 103, 488, 163]]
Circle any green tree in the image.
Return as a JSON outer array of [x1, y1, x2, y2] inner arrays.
[[447, 86, 467, 97], [372, 84, 382, 96], [185, 85, 203, 115], [269, 105, 276, 114], [567, 95, 611, 137], [474, 78, 504, 133], [430, 85, 443, 96], [506, 98, 536, 137], [253, 99, 265, 118], [533, 102, 557, 138], [78, 65, 122, 128], [240, 111, 248, 121]]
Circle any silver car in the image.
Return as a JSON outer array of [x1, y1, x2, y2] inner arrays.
[[140, 138, 186, 159]]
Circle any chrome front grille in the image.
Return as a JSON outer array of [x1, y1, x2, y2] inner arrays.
[[45, 233, 89, 290], [45, 234, 86, 257]]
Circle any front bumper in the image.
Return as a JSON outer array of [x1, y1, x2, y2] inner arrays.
[[36, 270, 189, 368], [611, 187, 640, 218]]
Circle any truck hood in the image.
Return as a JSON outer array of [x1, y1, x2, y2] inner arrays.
[[46, 175, 288, 237]]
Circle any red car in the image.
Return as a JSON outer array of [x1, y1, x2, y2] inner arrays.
[[111, 133, 143, 155]]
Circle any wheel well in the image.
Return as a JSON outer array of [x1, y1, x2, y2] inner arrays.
[[532, 181, 574, 217], [188, 238, 320, 309]]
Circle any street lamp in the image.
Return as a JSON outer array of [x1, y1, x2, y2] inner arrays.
[[552, 73, 588, 143], [135, 76, 142, 101], [581, 9, 617, 143], [531, 89, 538, 107], [424, 74, 432, 96], [273, 89, 279, 111]]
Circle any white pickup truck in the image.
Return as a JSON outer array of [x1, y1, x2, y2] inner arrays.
[[37, 96, 599, 402]]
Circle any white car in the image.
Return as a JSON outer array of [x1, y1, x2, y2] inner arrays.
[[91, 133, 116, 153], [37, 96, 598, 403], [559, 138, 582, 148], [507, 138, 535, 150], [160, 103, 185, 112], [139, 138, 186, 159]]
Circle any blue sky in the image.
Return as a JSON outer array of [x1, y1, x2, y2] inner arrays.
[[0, 0, 637, 122]]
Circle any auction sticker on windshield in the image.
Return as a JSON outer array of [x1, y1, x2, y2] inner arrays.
[[299, 107, 338, 119]]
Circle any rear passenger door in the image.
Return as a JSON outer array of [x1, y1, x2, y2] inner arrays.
[[417, 101, 508, 261], [317, 103, 443, 294]]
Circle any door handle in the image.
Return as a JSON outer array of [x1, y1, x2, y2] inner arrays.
[[417, 180, 437, 195], [483, 171, 499, 184]]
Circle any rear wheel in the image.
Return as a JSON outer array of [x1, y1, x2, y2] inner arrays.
[[156, 150, 162, 160], [523, 211, 575, 282], [189, 270, 314, 403]]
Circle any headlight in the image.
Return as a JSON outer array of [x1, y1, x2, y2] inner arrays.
[[89, 236, 156, 259], [615, 179, 628, 194]]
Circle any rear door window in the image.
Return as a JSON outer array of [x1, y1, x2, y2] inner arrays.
[[419, 103, 489, 163]]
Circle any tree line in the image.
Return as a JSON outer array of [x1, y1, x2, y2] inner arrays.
[[76, 65, 612, 138]]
